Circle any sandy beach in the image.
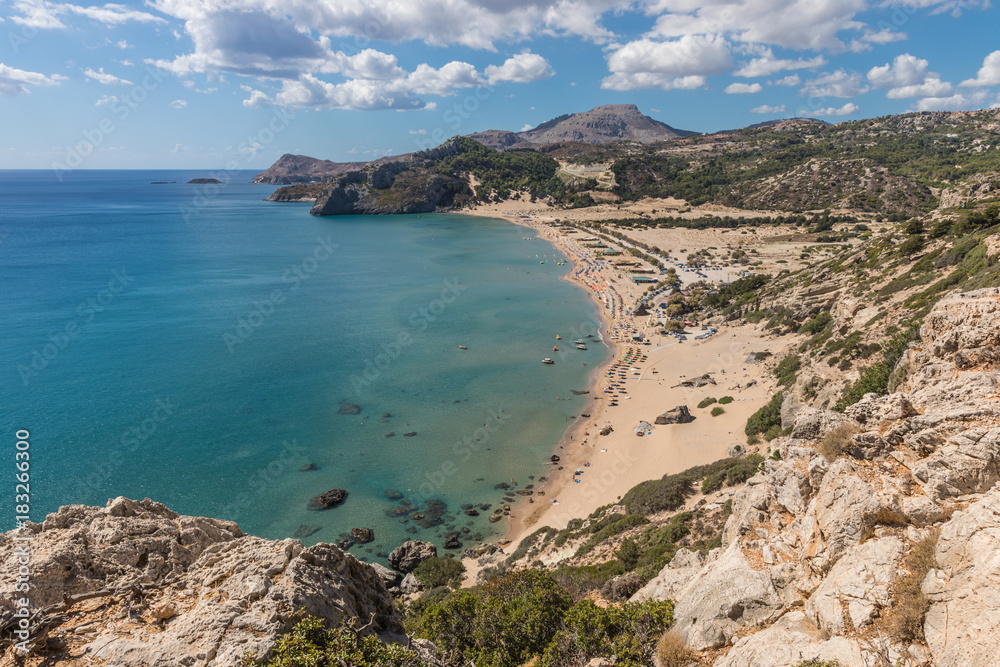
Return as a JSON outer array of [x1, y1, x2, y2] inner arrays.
[[460, 205, 793, 557]]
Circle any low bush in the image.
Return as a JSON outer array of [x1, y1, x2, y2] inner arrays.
[[413, 557, 467, 589], [711, 406, 725, 417], [540, 600, 675, 667], [882, 529, 940, 644], [816, 423, 858, 462], [243, 615, 421, 666], [774, 355, 801, 387], [745, 392, 784, 440], [655, 629, 697, 667], [697, 397, 718, 409], [718, 396, 734, 404]]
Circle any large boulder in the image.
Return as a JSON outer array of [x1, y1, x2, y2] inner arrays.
[[629, 548, 704, 603], [388, 540, 437, 573], [924, 488, 1000, 667], [655, 405, 694, 424], [790, 407, 858, 441], [307, 488, 348, 510]]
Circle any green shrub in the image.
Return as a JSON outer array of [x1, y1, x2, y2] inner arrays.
[[615, 538, 641, 570], [835, 322, 920, 411], [745, 392, 784, 440], [540, 600, 675, 667], [799, 311, 832, 335], [697, 397, 718, 409], [718, 396, 734, 404], [243, 615, 421, 666], [552, 561, 626, 599], [701, 471, 724, 494], [416, 569, 573, 667], [774, 355, 801, 387], [413, 557, 466, 589], [576, 514, 650, 557], [711, 406, 725, 417]]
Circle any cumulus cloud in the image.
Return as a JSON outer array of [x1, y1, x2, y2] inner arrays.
[[95, 94, 118, 106], [485, 52, 553, 84], [913, 91, 986, 111], [962, 50, 1000, 87], [725, 82, 762, 94], [769, 75, 801, 86], [0, 63, 66, 95], [750, 104, 786, 113], [171, 99, 187, 108], [734, 51, 826, 78], [802, 70, 868, 97], [83, 67, 133, 85], [867, 54, 953, 99], [11, 0, 165, 29], [242, 74, 427, 111], [807, 102, 859, 116], [601, 34, 729, 90]]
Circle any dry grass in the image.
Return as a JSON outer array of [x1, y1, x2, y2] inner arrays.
[[655, 629, 698, 667], [816, 424, 858, 462], [882, 528, 940, 644]]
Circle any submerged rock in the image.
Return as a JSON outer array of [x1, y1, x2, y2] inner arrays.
[[337, 403, 362, 415], [351, 527, 375, 543], [384, 489, 404, 500], [299, 462, 318, 472], [294, 524, 322, 538]]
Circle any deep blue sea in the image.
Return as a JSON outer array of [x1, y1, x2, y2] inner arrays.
[[0, 170, 606, 561]]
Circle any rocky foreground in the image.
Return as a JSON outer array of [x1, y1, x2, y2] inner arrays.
[[0, 498, 437, 665], [628, 287, 1000, 665]]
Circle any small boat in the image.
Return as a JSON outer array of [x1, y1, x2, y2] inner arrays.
[[542, 358, 554, 364], [555, 335, 561, 340], [458, 345, 467, 349], [576, 344, 587, 350], [553, 346, 559, 351], [574, 339, 585, 344]]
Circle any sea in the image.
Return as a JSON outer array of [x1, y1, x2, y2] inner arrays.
[[0, 169, 607, 562]]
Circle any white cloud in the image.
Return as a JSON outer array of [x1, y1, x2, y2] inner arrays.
[[403, 61, 482, 95], [601, 34, 730, 90], [734, 51, 825, 78], [0, 63, 66, 95], [83, 67, 133, 85], [769, 74, 801, 86], [913, 92, 986, 111], [520, 123, 533, 131], [170, 143, 190, 152], [12, 0, 164, 29], [806, 102, 859, 116], [867, 54, 929, 88], [802, 70, 868, 97], [867, 54, 953, 99], [95, 94, 118, 106], [242, 74, 427, 111], [725, 82, 763, 94], [750, 104, 786, 113], [116, 40, 131, 49], [647, 0, 868, 52], [484, 52, 553, 84], [409, 129, 427, 134], [962, 50, 1000, 87], [171, 99, 187, 108]]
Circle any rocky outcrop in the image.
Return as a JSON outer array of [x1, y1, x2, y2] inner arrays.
[[388, 540, 437, 573], [307, 488, 347, 510], [0, 497, 402, 664], [924, 487, 1000, 667], [309, 139, 468, 216], [252, 153, 367, 184], [629, 549, 704, 603], [636, 288, 1000, 665]]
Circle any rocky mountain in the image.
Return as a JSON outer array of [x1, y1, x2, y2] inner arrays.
[[470, 104, 696, 149], [251, 154, 367, 185]]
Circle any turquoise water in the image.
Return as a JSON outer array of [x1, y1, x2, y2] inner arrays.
[[0, 170, 606, 561]]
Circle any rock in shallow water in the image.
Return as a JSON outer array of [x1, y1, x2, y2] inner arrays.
[[294, 524, 322, 538], [337, 402, 361, 415], [307, 488, 347, 510]]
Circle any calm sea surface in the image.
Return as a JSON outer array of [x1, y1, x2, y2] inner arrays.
[[0, 170, 606, 561]]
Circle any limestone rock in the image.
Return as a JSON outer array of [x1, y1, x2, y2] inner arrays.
[[911, 427, 1000, 503], [370, 562, 402, 588], [844, 392, 917, 426], [655, 405, 694, 424], [629, 548, 705, 603], [790, 407, 858, 441], [924, 488, 1000, 667], [805, 536, 905, 633], [388, 540, 437, 573], [713, 611, 870, 667], [672, 543, 785, 650], [400, 572, 423, 595], [0, 498, 402, 666]]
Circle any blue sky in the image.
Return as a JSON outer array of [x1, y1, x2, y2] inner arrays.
[[2, 0, 999, 169]]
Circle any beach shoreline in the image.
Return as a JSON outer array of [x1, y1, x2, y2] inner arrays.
[[458, 206, 789, 564]]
